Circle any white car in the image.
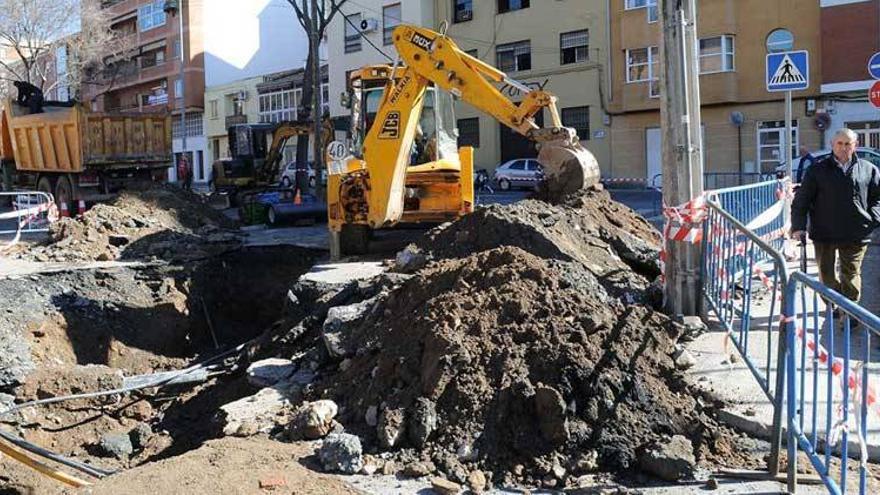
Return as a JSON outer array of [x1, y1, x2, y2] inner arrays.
[[492, 159, 544, 191], [775, 147, 880, 182], [280, 161, 320, 188]]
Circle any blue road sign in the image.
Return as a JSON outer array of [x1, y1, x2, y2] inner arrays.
[[766, 50, 809, 92], [869, 52, 880, 79]]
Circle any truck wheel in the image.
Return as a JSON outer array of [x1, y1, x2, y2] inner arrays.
[[36, 176, 55, 196], [340, 224, 370, 255], [54, 175, 76, 215]]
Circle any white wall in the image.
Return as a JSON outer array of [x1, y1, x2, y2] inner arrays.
[[828, 101, 879, 139], [326, 0, 435, 118], [205, 0, 311, 87]]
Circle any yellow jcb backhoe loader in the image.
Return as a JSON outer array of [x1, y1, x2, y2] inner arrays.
[[327, 23, 600, 257]]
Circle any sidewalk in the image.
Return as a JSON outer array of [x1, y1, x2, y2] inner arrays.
[[687, 237, 880, 462]]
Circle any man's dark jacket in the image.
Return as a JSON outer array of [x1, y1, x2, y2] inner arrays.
[[791, 154, 880, 243]]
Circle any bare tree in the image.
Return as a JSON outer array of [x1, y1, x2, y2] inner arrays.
[[0, 0, 136, 101], [285, 0, 348, 187]]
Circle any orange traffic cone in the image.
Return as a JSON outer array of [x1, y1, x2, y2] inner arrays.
[[59, 201, 69, 218], [294, 189, 302, 205], [76, 199, 86, 217]]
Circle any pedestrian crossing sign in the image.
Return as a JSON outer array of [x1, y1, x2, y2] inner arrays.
[[766, 50, 809, 92]]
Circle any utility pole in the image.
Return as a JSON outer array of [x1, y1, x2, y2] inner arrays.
[[660, 0, 704, 316], [310, 0, 322, 185]]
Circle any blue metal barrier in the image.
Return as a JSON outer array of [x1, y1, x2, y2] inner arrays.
[[702, 199, 789, 474], [708, 179, 788, 255], [784, 271, 880, 495]]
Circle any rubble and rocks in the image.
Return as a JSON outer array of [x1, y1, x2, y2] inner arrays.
[[246, 358, 297, 388], [129, 423, 153, 450], [318, 433, 363, 474], [288, 400, 339, 440], [218, 387, 292, 437], [638, 435, 697, 481], [9, 183, 239, 263], [249, 188, 760, 488], [467, 470, 488, 493], [98, 432, 134, 459], [431, 476, 462, 495]]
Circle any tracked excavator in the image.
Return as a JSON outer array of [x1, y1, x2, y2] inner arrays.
[[327, 23, 599, 257], [211, 121, 312, 203]]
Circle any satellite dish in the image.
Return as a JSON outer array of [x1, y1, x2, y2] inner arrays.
[[360, 19, 369, 30]]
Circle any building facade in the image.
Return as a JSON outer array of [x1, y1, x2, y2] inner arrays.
[[608, 0, 823, 182], [83, 0, 207, 183], [435, 0, 611, 174], [325, 0, 435, 120], [819, 0, 880, 149], [203, 0, 326, 183]]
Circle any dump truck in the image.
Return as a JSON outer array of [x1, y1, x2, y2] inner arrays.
[[327, 24, 599, 256], [0, 94, 172, 212]]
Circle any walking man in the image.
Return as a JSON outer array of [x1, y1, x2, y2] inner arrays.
[[791, 128, 880, 311]]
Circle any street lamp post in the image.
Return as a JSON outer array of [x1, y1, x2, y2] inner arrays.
[[164, 0, 186, 183]]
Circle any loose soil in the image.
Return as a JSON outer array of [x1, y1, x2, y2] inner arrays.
[[6, 182, 239, 263], [1, 437, 363, 495], [0, 244, 323, 494]]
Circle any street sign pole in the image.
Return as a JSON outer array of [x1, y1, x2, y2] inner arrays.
[[785, 91, 792, 179]]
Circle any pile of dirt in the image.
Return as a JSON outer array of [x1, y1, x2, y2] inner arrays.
[[11, 183, 239, 263], [257, 188, 760, 488]]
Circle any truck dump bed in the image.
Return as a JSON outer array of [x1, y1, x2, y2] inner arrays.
[[0, 100, 172, 173]]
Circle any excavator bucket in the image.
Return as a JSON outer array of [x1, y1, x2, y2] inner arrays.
[[535, 128, 601, 203]]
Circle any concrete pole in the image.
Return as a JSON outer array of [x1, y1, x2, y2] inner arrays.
[[660, 0, 704, 316], [178, 1, 187, 178]]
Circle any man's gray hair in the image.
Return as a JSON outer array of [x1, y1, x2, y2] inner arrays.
[[831, 128, 859, 143]]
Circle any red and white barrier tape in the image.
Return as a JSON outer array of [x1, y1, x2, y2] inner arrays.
[[782, 314, 874, 467]]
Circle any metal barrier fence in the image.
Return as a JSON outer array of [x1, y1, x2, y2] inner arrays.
[[708, 179, 789, 258], [0, 191, 57, 248], [649, 172, 773, 190], [784, 271, 880, 494], [701, 198, 789, 474]]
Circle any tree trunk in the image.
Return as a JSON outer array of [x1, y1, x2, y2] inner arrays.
[[294, 48, 315, 193]]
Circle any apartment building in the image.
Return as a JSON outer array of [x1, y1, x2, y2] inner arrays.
[[436, 0, 611, 174], [83, 0, 207, 183], [325, 0, 435, 119], [203, 0, 314, 176], [608, 0, 823, 181], [819, 0, 880, 148]]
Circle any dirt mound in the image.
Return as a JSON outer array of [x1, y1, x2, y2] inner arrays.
[[307, 248, 752, 485], [417, 188, 662, 280], [11, 183, 239, 263], [244, 189, 761, 487]]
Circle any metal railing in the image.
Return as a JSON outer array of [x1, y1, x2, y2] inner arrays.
[[650, 172, 773, 190], [708, 179, 789, 257], [701, 198, 789, 474], [0, 191, 57, 248], [784, 271, 880, 495]]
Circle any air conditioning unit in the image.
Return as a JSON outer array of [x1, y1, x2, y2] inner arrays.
[[360, 18, 379, 33]]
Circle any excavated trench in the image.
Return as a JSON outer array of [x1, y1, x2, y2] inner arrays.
[[0, 245, 322, 493]]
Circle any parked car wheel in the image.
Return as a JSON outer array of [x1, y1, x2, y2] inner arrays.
[[281, 176, 291, 187], [499, 178, 511, 191], [309, 176, 316, 188]]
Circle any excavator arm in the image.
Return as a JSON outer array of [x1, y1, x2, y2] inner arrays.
[[330, 24, 599, 250], [391, 25, 599, 199], [259, 121, 313, 185]]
